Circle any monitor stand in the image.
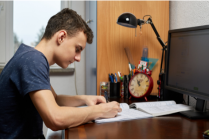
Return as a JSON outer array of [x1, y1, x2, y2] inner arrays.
[[179, 98, 209, 119]]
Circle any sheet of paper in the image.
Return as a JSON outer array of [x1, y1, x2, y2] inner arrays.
[[132, 101, 176, 108], [119, 103, 130, 110], [137, 104, 192, 116], [95, 108, 152, 123]]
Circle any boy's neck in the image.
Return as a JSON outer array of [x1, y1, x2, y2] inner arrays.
[[35, 39, 55, 66]]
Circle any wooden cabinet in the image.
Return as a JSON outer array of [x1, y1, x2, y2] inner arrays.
[[97, 1, 169, 95]]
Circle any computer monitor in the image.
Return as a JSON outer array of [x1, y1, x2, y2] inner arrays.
[[165, 25, 209, 119]]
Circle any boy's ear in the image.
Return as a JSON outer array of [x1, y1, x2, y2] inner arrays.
[[57, 30, 67, 45]]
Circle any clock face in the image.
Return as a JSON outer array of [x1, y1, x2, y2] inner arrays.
[[129, 73, 151, 97]]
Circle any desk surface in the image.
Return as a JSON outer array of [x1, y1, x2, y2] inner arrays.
[[64, 98, 209, 139]]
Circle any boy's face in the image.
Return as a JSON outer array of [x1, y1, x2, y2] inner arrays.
[[54, 31, 87, 69]]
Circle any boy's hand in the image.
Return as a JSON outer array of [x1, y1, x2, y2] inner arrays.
[[82, 96, 122, 119], [84, 95, 106, 106], [98, 101, 122, 118]]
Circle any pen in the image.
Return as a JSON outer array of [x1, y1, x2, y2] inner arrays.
[[118, 72, 121, 81], [118, 71, 121, 77], [120, 73, 123, 81], [104, 91, 109, 103], [115, 73, 118, 82], [109, 74, 114, 83], [111, 73, 115, 83], [129, 64, 132, 72]]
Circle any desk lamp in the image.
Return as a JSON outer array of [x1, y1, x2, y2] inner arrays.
[[117, 12, 166, 73], [117, 13, 167, 98]]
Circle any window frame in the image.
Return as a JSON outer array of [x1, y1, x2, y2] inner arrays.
[[0, 1, 14, 71], [0, 1, 74, 72]]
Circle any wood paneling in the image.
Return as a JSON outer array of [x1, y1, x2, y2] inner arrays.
[[97, 1, 169, 95]]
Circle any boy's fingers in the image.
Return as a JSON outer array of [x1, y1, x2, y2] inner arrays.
[[118, 108, 122, 112]]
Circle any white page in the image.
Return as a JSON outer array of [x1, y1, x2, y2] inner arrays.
[[131, 101, 176, 108], [95, 108, 152, 123], [137, 104, 192, 116], [119, 103, 130, 110]]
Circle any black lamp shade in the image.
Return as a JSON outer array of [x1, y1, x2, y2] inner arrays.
[[117, 13, 137, 28]]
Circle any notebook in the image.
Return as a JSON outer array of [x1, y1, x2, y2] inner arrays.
[[95, 100, 192, 123]]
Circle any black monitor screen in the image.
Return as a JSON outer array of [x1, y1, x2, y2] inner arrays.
[[165, 26, 209, 100]]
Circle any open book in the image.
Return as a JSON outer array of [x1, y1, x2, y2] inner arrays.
[[95, 101, 192, 123]]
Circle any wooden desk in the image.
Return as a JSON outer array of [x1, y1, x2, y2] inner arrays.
[[64, 98, 209, 139]]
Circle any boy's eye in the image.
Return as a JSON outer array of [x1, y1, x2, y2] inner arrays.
[[76, 47, 80, 52], [75, 46, 83, 53]]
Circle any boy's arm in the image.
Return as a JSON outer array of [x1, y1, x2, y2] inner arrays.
[[51, 85, 106, 107], [29, 89, 121, 131]]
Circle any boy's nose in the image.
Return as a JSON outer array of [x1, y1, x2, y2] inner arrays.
[[75, 53, 81, 62]]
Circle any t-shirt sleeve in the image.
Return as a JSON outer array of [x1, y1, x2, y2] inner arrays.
[[10, 51, 51, 96]]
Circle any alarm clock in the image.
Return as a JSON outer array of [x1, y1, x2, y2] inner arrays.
[[128, 71, 153, 101]]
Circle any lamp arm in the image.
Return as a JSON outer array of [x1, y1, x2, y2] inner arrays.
[[147, 17, 167, 73], [147, 17, 166, 49]]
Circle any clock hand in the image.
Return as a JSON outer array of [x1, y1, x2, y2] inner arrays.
[[137, 80, 140, 86]]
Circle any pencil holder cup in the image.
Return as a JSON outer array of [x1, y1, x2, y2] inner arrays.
[[100, 82, 110, 98], [110, 82, 120, 98]]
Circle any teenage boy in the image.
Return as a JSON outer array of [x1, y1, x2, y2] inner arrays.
[[0, 8, 122, 139]]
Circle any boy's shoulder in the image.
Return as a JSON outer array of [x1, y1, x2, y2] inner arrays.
[[15, 44, 42, 58], [16, 43, 34, 53], [15, 44, 49, 66]]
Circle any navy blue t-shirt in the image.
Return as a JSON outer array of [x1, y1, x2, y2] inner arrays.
[[0, 44, 51, 138]]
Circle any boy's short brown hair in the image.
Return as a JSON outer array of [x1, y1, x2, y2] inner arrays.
[[42, 8, 93, 44]]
